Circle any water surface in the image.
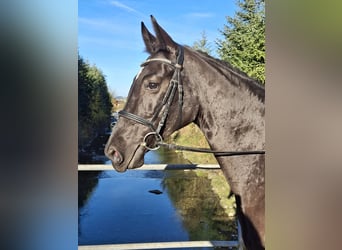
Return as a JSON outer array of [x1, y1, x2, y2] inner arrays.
[[78, 148, 237, 248]]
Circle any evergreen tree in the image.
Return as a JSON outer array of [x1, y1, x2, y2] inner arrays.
[[217, 0, 265, 83], [87, 65, 112, 134], [78, 54, 113, 150], [192, 31, 212, 55], [78, 55, 93, 146]]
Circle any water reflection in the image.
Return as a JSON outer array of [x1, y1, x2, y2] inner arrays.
[[78, 147, 237, 248], [78, 171, 100, 208], [79, 170, 190, 245], [163, 170, 238, 242]]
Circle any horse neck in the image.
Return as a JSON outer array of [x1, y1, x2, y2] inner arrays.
[[184, 49, 265, 194]]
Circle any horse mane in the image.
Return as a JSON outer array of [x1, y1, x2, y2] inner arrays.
[[185, 46, 265, 102]]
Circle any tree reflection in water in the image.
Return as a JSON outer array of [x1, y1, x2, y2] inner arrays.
[[78, 171, 100, 208], [163, 170, 238, 242]]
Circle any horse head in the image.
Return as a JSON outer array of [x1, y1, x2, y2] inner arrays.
[[105, 16, 198, 172]]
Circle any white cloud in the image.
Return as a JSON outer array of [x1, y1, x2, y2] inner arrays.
[[110, 1, 135, 12], [109, 1, 142, 15], [186, 12, 214, 18]]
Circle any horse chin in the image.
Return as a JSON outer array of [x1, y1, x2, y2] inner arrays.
[[112, 163, 128, 173], [127, 157, 144, 170]]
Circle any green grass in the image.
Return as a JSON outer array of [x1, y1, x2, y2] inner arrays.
[[169, 123, 218, 164]]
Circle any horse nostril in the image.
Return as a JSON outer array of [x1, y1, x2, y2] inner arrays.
[[105, 146, 123, 165], [113, 150, 123, 165]]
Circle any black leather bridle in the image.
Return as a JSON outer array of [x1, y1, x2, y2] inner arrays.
[[118, 45, 266, 156], [118, 45, 184, 151]]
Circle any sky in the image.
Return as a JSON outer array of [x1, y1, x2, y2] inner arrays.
[[78, 0, 237, 97]]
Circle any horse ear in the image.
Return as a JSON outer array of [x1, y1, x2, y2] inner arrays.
[[141, 21, 158, 54], [150, 15, 178, 56]]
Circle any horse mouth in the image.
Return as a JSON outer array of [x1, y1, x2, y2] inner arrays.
[[105, 144, 145, 172]]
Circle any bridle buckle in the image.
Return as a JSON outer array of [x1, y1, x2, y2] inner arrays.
[[141, 132, 163, 151]]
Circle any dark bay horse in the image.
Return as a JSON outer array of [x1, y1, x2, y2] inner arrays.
[[105, 16, 265, 250]]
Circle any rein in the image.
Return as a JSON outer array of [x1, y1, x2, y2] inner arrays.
[[119, 45, 265, 157], [157, 141, 265, 156]]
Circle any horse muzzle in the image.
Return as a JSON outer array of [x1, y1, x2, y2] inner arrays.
[[105, 142, 146, 172], [104, 145, 126, 172]]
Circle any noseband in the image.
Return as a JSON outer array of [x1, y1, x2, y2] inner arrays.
[[118, 45, 184, 150]]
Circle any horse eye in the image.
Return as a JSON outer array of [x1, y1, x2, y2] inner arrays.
[[147, 82, 159, 90]]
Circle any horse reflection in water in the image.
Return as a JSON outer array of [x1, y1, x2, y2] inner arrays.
[[105, 16, 265, 250]]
